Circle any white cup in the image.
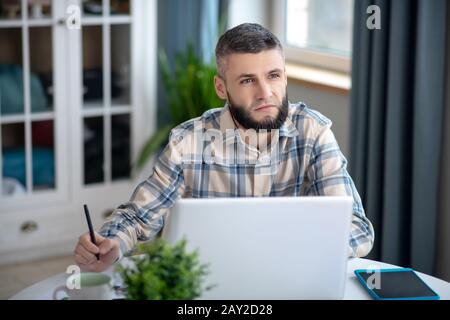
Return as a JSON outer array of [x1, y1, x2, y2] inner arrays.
[[53, 273, 113, 300]]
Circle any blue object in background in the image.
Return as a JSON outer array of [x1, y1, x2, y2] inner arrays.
[[0, 64, 48, 115], [2, 148, 55, 189]]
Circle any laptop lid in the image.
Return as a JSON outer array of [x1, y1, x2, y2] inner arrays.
[[162, 196, 353, 299]]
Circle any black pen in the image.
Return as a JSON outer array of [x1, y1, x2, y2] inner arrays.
[[83, 204, 100, 260]]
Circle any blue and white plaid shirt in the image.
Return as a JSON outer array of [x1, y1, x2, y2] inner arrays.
[[100, 102, 374, 258]]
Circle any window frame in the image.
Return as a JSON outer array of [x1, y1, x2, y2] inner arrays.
[[271, 0, 353, 74]]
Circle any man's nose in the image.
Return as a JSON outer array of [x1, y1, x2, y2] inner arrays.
[[256, 80, 273, 100]]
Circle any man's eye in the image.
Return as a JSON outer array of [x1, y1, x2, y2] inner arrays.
[[269, 73, 280, 79], [241, 78, 254, 84]]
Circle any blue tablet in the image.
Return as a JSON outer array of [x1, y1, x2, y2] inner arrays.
[[354, 268, 440, 300]]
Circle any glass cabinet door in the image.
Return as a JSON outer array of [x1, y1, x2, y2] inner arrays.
[[0, 0, 56, 198], [81, 0, 131, 185], [1, 0, 135, 199]]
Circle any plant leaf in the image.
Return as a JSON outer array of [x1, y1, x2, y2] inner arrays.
[[135, 42, 224, 174]]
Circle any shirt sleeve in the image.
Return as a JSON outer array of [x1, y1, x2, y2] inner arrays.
[[98, 130, 185, 256], [305, 122, 375, 258]]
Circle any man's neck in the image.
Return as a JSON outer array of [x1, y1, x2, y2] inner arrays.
[[232, 118, 274, 151]]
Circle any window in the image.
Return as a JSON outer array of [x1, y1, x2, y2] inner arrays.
[[273, 0, 354, 73]]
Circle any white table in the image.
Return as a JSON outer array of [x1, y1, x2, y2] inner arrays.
[[10, 258, 450, 300]]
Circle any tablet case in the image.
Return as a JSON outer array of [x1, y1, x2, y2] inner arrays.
[[354, 268, 440, 300]]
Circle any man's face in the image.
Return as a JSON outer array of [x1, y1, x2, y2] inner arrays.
[[214, 49, 288, 130]]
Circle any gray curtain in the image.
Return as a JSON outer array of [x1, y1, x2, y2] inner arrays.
[[436, 2, 450, 282], [349, 0, 447, 275], [156, 0, 224, 125]]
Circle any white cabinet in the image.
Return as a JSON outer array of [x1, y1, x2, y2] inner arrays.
[[0, 0, 157, 265]]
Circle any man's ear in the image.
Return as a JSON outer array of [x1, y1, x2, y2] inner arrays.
[[214, 75, 228, 100]]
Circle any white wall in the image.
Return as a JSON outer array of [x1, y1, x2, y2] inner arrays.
[[227, 0, 271, 28]]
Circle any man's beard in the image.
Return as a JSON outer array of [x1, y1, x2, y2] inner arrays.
[[227, 92, 289, 131]]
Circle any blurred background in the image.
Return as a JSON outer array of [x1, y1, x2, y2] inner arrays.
[[0, 0, 449, 299]]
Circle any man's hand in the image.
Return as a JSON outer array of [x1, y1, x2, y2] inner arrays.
[[74, 232, 120, 272]]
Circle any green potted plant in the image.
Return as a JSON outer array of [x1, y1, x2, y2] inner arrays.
[[117, 238, 212, 300], [133, 43, 223, 173]]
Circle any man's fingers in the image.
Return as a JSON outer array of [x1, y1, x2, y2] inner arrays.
[[94, 232, 106, 243], [74, 233, 118, 273], [74, 253, 90, 266], [98, 238, 116, 255], [74, 232, 117, 273], [75, 245, 97, 264], [79, 233, 100, 254]]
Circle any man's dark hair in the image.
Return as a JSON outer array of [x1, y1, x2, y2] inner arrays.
[[215, 23, 284, 78]]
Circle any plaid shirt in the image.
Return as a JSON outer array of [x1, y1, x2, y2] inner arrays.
[[100, 102, 374, 258]]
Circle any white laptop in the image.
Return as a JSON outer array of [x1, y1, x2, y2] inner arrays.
[[161, 196, 353, 300]]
